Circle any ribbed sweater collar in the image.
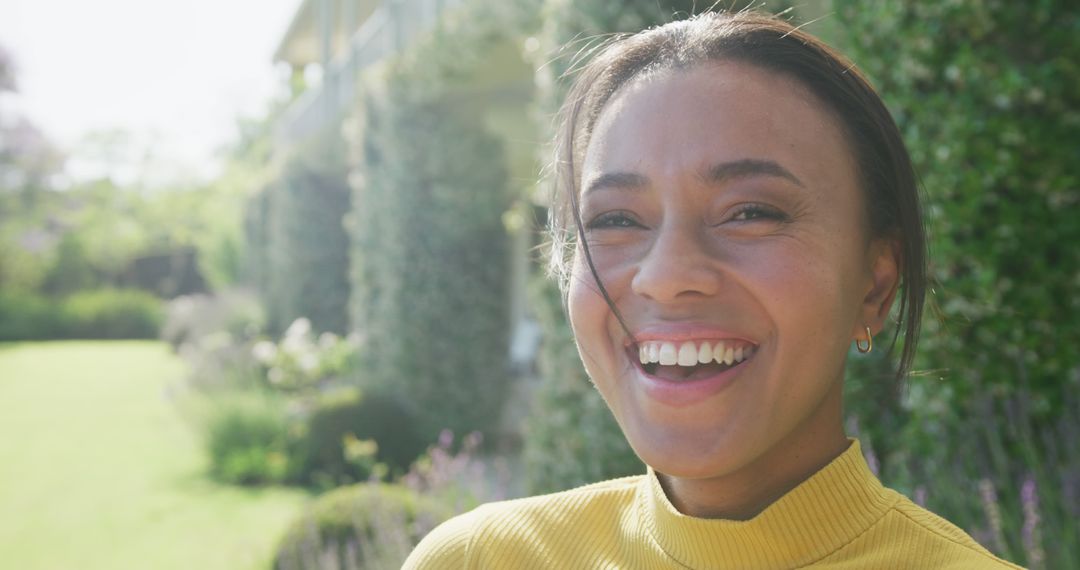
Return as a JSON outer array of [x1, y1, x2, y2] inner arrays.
[[638, 438, 898, 569]]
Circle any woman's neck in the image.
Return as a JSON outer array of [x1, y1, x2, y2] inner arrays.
[[656, 397, 850, 520]]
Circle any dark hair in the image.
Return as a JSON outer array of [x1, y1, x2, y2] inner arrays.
[[549, 10, 927, 384]]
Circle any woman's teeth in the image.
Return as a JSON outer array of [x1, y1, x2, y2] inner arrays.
[[638, 340, 754, 367]]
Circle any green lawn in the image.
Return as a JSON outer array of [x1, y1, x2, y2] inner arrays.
[[0, 341, 308, 570]]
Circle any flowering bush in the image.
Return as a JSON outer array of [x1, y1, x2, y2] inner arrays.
[[161, 288, 264, 351], [402, 429, 513, 514], [251, 318, 362, 393]]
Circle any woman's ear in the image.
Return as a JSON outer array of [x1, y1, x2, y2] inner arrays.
[[855, 237, 901, 338]]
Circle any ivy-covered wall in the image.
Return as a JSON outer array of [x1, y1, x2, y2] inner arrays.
[[269, 134, 352, 336], [345, 0, 540, 443]]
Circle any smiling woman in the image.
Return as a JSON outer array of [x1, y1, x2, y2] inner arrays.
[[405, 10, 1023, 570]]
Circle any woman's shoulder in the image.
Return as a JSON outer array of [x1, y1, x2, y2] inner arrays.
[[843, 488, 1027, 569], [402, 474, 645, 569]]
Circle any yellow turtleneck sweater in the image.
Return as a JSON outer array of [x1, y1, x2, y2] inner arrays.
[[404, 439, 1023, 569]]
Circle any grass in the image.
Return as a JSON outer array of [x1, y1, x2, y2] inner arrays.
[[0, 341, 308, 570]]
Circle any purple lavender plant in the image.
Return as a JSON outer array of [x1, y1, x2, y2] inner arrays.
[[402, 429, 510, 514], [978, 478, 1007, 555], [913, 485, 928, 508], [1021, 474, 1045, 569]]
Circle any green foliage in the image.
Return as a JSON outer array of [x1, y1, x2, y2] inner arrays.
[[173, 302, 426, 490], [251, 317, 360, 393], [832, 0, 1080, 414], [0, 288, 162, 341], [39, 233, 100, 295], [62, 288, 164, 338], [273, 483, 451, 570], [242, 182, 273, 293], [828, 2, 1079, 566], [348, 51, 516, 442], [200, 391, 292, 486], [0, 290, 66, 340], [197, 220, 245, 291], [257, 133, 352, 336], [0, 176, 232, 299], [0, 233, 49, 292], [286, 387, 427, 488]]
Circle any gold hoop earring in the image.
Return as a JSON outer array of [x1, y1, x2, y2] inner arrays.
[[855, 326, 873, 354]]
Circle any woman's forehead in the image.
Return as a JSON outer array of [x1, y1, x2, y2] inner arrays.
[[582, 62, 858, 191]]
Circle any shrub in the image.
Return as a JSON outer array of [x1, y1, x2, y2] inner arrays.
[[199, 391, 292, 486], [163, 291, 267, 395], [252, 318, 361, 394], [262, 133, 352, 337], [160, 289, 265, 351], [287, 387, 427, 489], [39, 232, 100, 295], [0, 288, 162, 341], [0, 290, 65, 341], [176, 332, 266, 395], [62, 288, 162, 338], [272, 483, 451, 570], [348, 64, 513, 443]]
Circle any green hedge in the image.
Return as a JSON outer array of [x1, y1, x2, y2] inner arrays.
[[0, 288, 163, 341], [346, 1, 539, 442], [273, 483, 451, 570], [252, 131, 351, 336], [286, 388, 427, 488], [830, 2, 1079, 566], [833, 0, 1080, 432], [351, 83, 512, 441], [196, 386, 427, 489], [201, 391, 291, 486]]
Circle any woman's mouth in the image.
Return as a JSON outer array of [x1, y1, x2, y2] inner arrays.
[[630, 339, 757, 382]]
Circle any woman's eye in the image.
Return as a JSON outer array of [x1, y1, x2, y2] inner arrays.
[[729, 204, 787, 223], [585, 212, 642, 229]]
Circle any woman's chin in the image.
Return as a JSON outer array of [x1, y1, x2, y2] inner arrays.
[[624, 423, 755, 480]]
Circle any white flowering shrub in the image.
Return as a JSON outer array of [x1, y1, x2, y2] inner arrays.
[[251, 318, 363, 393]]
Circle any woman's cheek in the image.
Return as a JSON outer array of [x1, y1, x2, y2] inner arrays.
[[567, 259, 611, 374]]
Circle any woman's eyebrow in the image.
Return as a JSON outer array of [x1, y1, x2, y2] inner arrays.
[[704, 159, 805, 188], [584, 159, 803, 196], [583, 172, 649, 195]]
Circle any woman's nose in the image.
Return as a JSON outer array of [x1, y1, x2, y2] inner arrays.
[[630, 225, 722, 302]]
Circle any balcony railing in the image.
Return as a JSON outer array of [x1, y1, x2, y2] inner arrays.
[[275, 0, 461, 145]]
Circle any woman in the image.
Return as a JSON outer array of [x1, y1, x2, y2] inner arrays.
[[405, 10, 1023, 569]]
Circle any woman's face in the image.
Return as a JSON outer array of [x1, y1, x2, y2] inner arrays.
[[569, 61, 898, 480]]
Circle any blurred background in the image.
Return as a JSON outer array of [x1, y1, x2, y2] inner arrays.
[[0, 0, 1076, 568]]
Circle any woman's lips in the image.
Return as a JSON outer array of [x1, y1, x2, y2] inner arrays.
[[625, 342, 756, 408]]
